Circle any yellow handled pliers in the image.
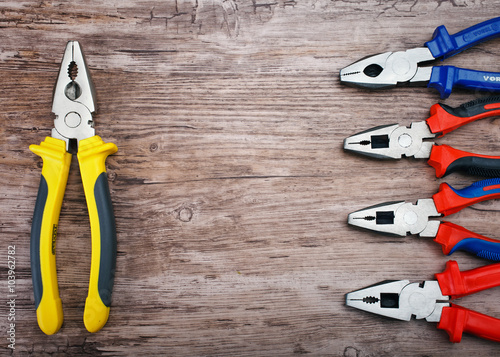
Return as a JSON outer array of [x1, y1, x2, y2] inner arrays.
[[30, 41, 117, 335]]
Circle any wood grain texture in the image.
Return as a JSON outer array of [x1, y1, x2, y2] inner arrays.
[[1, 0, 500, 355]]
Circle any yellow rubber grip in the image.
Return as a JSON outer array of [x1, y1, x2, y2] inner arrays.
[[77, 135, 118, 333], [29, 137, 71, 335]]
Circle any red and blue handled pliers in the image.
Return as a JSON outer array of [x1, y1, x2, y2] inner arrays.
[[348, 178, 500, 261], [344, 96, 500, 178], [346, 260, 500, 343], [340, 17, 500, 98], [30, 41, 117, 334]]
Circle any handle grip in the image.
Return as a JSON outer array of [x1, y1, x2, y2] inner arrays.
[[428, 66, 500, 99], [29, 137, 71, 335], [425, 17, 500, 59], [426, 97, 500, 136], [434, 221, 500, 260], [438, 304, 500, 343], [77, 135, 118, 333], [435, 261, 500, 342], [428, 144, 500, 178], [432, 178, 500, 216], [436, 260, 500, 298]]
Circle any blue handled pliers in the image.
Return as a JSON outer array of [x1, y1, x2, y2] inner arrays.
[[340, 17, 500, 98]]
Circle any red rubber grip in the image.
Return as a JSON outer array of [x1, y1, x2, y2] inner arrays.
[[426, 101, 500, 136], [432, 181, 500, 216], [434, 221, 500, 255], [428, 145, 500, 178], [438, 304, 500, 343], [435, 261, 500, 342], [435, 260, 500, 298]]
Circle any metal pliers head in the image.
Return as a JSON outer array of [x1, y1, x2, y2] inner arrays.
[[339, 48, 435, 89], [347, 199, 441, 237], [343, 121, 436, 160], [51, 41, 96, 153], [346, 279, 449, 322]]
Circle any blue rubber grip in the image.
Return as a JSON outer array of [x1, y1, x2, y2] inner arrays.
[[428, 66, 500, 98], [449, 178, 500, 198], [450, 238, 500, 261], [425, 17, 500, 59]]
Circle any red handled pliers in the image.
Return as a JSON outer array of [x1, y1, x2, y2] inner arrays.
[[348, 178, 500, 261], [346, 260, 500, 343], [344, 96, 500, 178]]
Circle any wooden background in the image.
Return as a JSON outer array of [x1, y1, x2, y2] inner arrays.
[[1, 1, 500, 356]]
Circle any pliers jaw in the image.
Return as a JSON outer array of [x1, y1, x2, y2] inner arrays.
[[347, 199, 441, 237], [339, 48, 435, 89], [343, 121, 436, 160], [346, 280, 449, 322], [51, 41, 96, 153]]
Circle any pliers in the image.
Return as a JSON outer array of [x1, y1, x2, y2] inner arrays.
[[348, 178, 500, 261], [346, 260, 500, 343], [30, 41, 117, 335], [339, 17, 500, 98], [344, 96, 500, 178]]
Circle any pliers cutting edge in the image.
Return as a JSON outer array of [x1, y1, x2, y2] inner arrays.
[[344, 96, 500, 178], [30, 41, 117, 334], [339, 17, 500, 98], [346, 260, 500, 342], [348, 179, 500, 260]]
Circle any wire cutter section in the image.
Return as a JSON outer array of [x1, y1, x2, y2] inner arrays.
[[348, 179, 500, 260], [344, 97, 500, 178], [340, 17, 500, 98], [346, 260, 500, 342], [30, 41, 117, 335]]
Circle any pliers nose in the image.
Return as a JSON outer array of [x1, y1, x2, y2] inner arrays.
[[343, 122, 435, 160], [52, 41, 96, 153], [346, 279, 448, 321], [340, 48, 434, 89], [347, 199, 441, 237]]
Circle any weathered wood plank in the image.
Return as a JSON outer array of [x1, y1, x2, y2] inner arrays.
[[1, 0, 500, 355]]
